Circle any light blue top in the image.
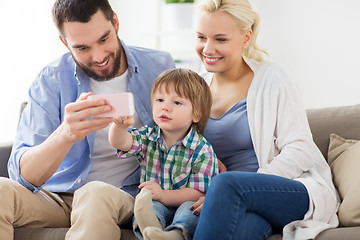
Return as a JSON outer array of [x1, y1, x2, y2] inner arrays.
[[203, 98, 259, 172], [8, 40, 175, 193]]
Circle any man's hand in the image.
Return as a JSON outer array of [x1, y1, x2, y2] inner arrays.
[[20, 92, 113, 186], [61, 92, 113, 142]]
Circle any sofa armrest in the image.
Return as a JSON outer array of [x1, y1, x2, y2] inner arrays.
[[0, 142, 12, 178]]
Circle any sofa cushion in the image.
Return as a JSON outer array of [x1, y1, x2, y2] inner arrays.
[[328, 133, 360, 226]]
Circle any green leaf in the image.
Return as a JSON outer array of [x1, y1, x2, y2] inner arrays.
[[165, 0, 195, 3]]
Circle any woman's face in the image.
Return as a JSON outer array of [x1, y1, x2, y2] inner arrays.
[[195, 10, 251, 74]]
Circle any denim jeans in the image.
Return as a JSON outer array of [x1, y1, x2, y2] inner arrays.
[[193, 172, 309, 240], [133, 201, 198, 240]]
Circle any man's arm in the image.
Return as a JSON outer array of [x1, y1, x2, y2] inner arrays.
[[19, 93, 112, 186]]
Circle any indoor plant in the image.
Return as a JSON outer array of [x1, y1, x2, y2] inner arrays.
[[165, 0, 194, 3], [162, 0, 195, 30]]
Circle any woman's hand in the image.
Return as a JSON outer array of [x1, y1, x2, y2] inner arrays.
[[218, 159, 227, 173], [190, 196, 205, 216]]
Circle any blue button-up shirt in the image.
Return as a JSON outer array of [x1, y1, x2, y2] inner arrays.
[[8, 41, 175, 193]]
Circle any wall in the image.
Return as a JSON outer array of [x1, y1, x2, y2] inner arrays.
[[0, 1, 67, 143], [251, 0, 360, 109], [1, 0, 360, 142]]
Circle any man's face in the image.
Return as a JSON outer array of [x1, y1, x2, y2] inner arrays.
[[61, 10, 123, 81]]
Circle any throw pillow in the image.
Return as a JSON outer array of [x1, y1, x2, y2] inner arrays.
[[328, 133, 360, 226]]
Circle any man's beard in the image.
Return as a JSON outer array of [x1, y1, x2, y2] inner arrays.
[[73, 37, 122, 82]]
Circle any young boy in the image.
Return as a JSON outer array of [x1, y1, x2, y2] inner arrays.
[[109, 68, 218, 240]]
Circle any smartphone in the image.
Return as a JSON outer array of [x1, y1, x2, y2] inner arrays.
[[88, 92, 135, 117]]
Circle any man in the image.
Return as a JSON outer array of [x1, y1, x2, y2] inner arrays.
[[1, 0, 175, 239]]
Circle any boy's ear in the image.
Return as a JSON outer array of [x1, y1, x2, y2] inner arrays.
[[192, 113, 201, 123]]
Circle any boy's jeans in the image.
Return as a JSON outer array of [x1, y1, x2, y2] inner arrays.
[[133, 200, 198, 240]]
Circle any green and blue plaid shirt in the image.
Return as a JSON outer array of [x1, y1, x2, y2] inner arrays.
[[117, 125, 218, 193]]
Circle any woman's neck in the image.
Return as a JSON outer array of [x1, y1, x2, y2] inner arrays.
[[213, 59, 252, 85], [209, 59, 254, 119]]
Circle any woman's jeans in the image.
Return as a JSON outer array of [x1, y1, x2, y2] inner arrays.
[[133, 201, 198, 240], [193, 172, 309, 240]]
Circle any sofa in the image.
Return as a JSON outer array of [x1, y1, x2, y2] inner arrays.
[[1, 103, 360, 239]]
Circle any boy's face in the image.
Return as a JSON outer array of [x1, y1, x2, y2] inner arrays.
[[152, 84, 199, 136]]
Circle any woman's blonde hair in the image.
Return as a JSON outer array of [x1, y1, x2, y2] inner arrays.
[[151, 68, 212, 135], [199, 0, 268, 62]]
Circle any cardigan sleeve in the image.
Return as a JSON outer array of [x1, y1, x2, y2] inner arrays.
[[248, 62, 317, 179]]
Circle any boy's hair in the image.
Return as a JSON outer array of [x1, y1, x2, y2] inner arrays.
[[52, 0, 114, 37], [151, 68, 212, 135]]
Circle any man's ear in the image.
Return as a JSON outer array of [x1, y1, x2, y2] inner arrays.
[[113, 11, 119, 32], [59, 35, 70, 50]]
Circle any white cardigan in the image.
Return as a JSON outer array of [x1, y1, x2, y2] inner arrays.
[[203, 59, 340, 240]]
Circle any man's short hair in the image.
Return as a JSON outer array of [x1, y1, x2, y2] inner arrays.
[[52, 0, 114, 36]]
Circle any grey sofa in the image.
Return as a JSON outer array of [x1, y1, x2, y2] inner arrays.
[[1, 104, 360, 239]]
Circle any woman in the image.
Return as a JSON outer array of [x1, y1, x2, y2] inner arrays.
[[191, 0, 339, 239]]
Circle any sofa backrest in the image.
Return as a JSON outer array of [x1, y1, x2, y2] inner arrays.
[[0, 142, 12, 178], [306, 104, 360, 160], [2, 103, 359, 178]]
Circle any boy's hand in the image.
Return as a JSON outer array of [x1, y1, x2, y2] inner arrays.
[[109, 115, 133, 151], [113, 116, 134, 128], [139, 181, 163, 202]]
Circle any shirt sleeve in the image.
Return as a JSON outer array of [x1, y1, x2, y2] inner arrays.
[[187, 142, 219, 193], [8, 74, 62, 193], [249, 62, 316, 179], [117, 126, 150, 162]]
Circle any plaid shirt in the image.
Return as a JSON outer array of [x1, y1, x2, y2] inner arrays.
[[117, 125, 218, 193]]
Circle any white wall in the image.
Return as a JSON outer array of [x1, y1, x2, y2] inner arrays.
[[1, 0, 360, 142], [0, 1, 67, 143], [251, 0, 360, 109]]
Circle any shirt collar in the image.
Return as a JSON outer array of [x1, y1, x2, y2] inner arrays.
[[148, 126, 200, 150], [120, 39, 138, 76], [148, 126, 161, 142], [181, 127, 201, 150], [74, 64, 88, 86]]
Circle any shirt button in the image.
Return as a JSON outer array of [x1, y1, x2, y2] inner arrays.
[[77, 178, 82, 183], [89, 154, 91, 158]]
